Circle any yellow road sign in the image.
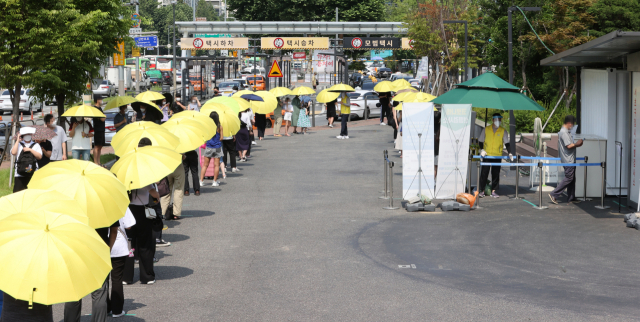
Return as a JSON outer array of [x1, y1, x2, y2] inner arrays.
[[132, 47, 140, 57], [268, 60, 283, 78], [113, 41, 125, 66]]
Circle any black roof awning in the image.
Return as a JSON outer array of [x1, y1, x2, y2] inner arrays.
[[540, 30, 640, 67]]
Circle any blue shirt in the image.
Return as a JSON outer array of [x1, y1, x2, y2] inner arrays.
[[206, 132, 222, 149]]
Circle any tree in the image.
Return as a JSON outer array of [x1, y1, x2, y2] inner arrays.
[[196, 0, 220, 22], [588, 0, 640, 37], [227, 0, 384, 22]]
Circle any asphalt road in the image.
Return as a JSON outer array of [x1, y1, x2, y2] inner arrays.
[[51, 123, 640, 321]]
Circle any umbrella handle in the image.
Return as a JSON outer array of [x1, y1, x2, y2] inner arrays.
[[29, 287, 36, 309]]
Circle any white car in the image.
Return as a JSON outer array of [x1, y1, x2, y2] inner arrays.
[[345, 90, 381, 120], [176, 72, 182, 84], [93, 80, 116, 97], [0, 89, 43, 114]]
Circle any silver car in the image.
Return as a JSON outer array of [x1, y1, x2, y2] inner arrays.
[[93, 80, 116, 97], [346, 90, 381, 120], [104, 110, 135, 145], [0, 89, 43, 114]]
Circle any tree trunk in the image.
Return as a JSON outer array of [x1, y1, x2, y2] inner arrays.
[[56, 93, 67, 130]]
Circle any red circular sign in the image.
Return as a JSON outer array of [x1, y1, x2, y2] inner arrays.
[[193, 38, 204, 49], [273, 38, 284, 49], [351, 37, 363, 49], [409, 39, 415, 48]]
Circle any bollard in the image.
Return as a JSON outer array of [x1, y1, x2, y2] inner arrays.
[[581, 156, 591, 201], [379, 150, 389, 198], [511, 155, 524, 199], [383, 161, 400, 210], [475, 160, 482, 209], [467, 155, 472, 194], [311, 100, 316, 127], [595, 162, 610, 209], [534, 161, 548, 210]]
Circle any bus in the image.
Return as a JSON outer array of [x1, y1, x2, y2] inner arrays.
[[143, 55, 160, 69], [125, 58, 150, 72], [156, 56, 174, 72]]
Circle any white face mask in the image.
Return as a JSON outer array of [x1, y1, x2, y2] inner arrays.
[[192, 100, 196, 103], [22, 135, 32, 142], [493, 120, 500, 127], [140, 108, 146, 113]]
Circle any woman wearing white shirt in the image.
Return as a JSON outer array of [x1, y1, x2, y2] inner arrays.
[[107, 208, 136, 318], [10, 127, 42, 192], [283, 97, 294, 137]]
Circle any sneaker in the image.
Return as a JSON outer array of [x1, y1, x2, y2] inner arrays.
[[491, 191, 499, 198], [199, 180, 204, 187], [212, 181, 220, 187], [548, 194, 558, 204], [232, 168, 240, 173], [251, 141, 256, 145], [153, 258, 159, 263], [156, 239, 171, 247], [477, 191, 485, 198], [380, 122, 386, 126], [144, 280, 156, 285], [343, 136, 349, 139], [112, 311, 126, 318], [336, 135, 343, 139], [122, 281, 131, 285], [329, 124, 334, 128]]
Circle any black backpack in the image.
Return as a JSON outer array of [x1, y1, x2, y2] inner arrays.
[[16, 142, 38, 176]]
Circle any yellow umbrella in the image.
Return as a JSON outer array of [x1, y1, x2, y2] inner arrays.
[[111, 126, 179, 156], [269, 87, 293, 97], [136, 91, 165, 101], [206, 96, 244, 113], [62, 104, 105, 118], [115, 121, 163, 138], [0, 211, 112, 306], [105, 96, 137, 110], [0, 189, 87, 225], [328, 84, 355, 92], [170, 110, 217, 129], [392, 79, 413, 91], [111, 146, 182, 190], [252, 91, 279, 114], [315, 89, 340, 103], [401, 92, 437, 102], [203, 103, 241, 137], [395, 100, 438, 111], [28, 160, 129, 228], [162, 117, 214, 153], [230, 97, 251, 110], [373, 81, 395, 93], [201, 102, 230, 113], [291, 86, 316, 96]]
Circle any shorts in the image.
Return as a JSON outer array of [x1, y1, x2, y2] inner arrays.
[[94, 131, 105, 146], [284, 112, 292, 121], [72, 149, 91, 161], [204, 147, 223, 159]]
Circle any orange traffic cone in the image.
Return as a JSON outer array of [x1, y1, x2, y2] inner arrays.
[[20, 112, 23, 121], [30, 110, 33, 120]]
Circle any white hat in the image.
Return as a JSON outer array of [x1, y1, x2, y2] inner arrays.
[[19, 127, 36, 135]]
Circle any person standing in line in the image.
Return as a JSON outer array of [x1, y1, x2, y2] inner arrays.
[[188, 96, 201, 112], [92, 95, 106, 165], [222, 125, 240, 174], [255, 112, 266, 140], [477, 113, 512, 198], [160, 98, 170, 122], [161, 151, 185, 220], [236, 111, 251, 161], [337, 92, 350, 139], [183, 146, 200, 196], [44, 114, 67, 161], [297, 99, 311, 135], [11, 127, 42, 192], [378, 92, 389, 125], [69, 117, 93, 161], [106, 208, 135, 318], [199, 112, 223, 186], [549, 115, 584, 204], [35, 138, 51, 169], [312, 72, 317, 90], [291, 95, 301, 134], [113, 106, 129, 133], [172, 94, 186, 115], [273, 98, 283, 137], [326, 98, 337, 128], [283, 97, 294, 136]]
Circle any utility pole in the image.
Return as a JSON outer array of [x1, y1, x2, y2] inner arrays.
[[193, 0, 196, 22], [135, 4, 140, 94], [173, 1, 177, 97], [335, 7, 338, 84]]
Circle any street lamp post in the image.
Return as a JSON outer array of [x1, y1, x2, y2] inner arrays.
[[443, 20, 467, 82], [173, 1, 177, 97], [507, 6, 541, 156]]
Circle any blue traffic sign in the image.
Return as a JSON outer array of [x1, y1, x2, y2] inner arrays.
[[134, 36, 158, 48]]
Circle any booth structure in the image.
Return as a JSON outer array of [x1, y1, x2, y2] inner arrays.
[[541, 30, 640, 207]]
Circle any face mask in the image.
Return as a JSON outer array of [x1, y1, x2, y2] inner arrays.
[[493, 120, 500, 127], [22, 135, 32, 142], [140, 108, 146, 113], [162, 101, 166, 105], [192, 100, 196, 103]]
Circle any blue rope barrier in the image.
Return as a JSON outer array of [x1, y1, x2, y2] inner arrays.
[[479, 162, 600, 167], [474, 155, 586, 161], [553, 163, 601, 167], [480, 162, 537, 167], [472, 155, 508, 159]]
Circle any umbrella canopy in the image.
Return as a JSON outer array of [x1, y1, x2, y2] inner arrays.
[[170, 111, 217, 130], [430, 87, 544, 111], [455, 72, 520, 90], [315, 89, 340, 103], [269, 87, 293, 97], [392, 79, 412, 91], [116, 121, 163, 138], [62, 105, 105, 118], [0, 189, 87, 224], [136, 90, 166, 101], [206, 96, 244, 113], [395, 100, 438, 111], [291, 86, 316, 96], [240, 94, 263, 102], [328, 84, 355, 92], [131, 100, 163, 123], [252, 91, 278, 114], [28, 160, 129, 228], [27, 125, 56, 141], [203, 103, 241, 137], [111, 126, 180, 156], [105, 96, 138, 110], [374, 81, 395, 92], [162, 117, 214, 153], [111, 146, 182, 190], [0, 211, 112, 305], [395, 92, 437, 102], [201, 102, 230, 113]]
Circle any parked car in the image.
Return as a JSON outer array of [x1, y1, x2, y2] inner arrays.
[[104, 110, 135, 145], [232, 78, 249, 89], [0, 89, 43, 114], [244, 67, 265, 76], [361, 82, 376, 90], [161, 71, 173, 85], [147, 70, 162, 86], [218, 82, 241, 96], [92, 80, 116, 97], [246, 76, 266, 90], [377, 68, 392, 79], [176, 72, 182, 84], [346, 90, 381, 119]]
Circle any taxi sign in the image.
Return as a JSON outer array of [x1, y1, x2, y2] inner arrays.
[[268, 60, 283, 78]]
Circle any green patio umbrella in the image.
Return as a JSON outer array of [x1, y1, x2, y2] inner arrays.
[[430, 87, 544, 111], [455, 72, 520, 90]]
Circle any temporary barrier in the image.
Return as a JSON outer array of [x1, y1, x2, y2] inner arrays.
[[383, 158, 400, 210], [379, 150, 389, 199]]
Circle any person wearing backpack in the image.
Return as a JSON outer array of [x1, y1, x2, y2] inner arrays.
[[11, 127, 42, 192]]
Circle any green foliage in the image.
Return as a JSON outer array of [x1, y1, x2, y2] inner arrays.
[[140, 0, 200, 54], [588, 0, 640, 37], [350, 61, 366, 71], [227, 0, 385, 22], [0, 168, 14, 198], [196, 0, 221, 22]]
